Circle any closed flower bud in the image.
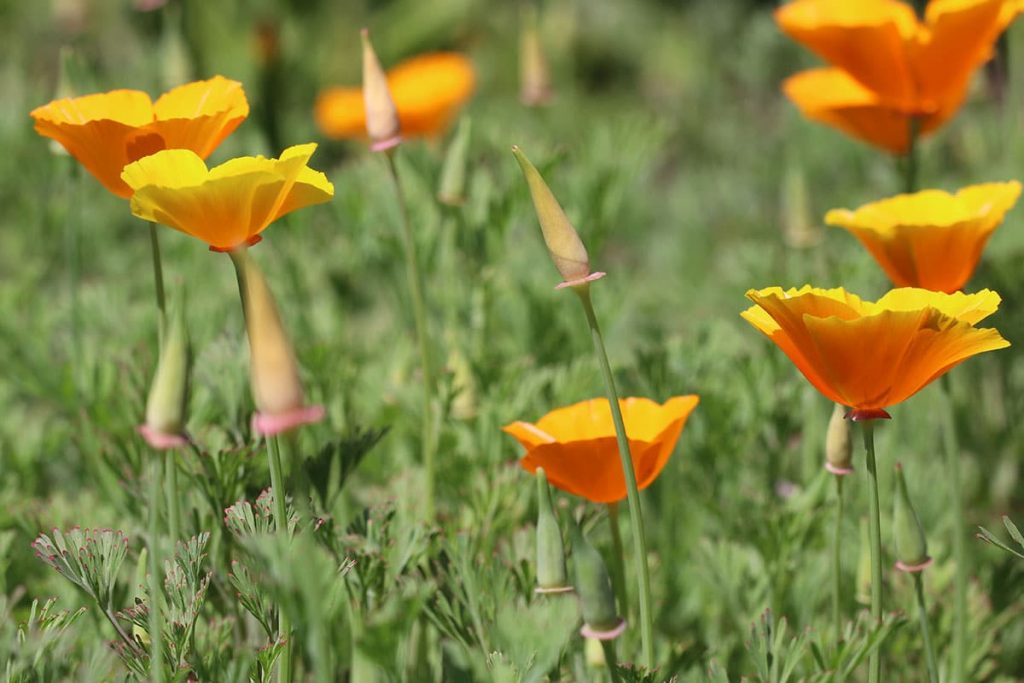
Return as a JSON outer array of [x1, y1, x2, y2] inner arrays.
[[570, 521, 623, 638], [437, 116, 471, 206], [519, 5, 553, 106], [511, 146, 604, 289], [361, 28, 401, 152], [893, 463, 931, 571], [825, 402, 853, 474], [535, 468, 571, 592], [229, 248, 324, 436], [139, 290, 189, 449]]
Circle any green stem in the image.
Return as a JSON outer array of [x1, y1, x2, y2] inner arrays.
[[940, 374, 967, 683], [148, 221, 167, 343], [601, 640, 622, 683], [832, 474, 844, 643], [913, 573, 940, 683], [147, 458, 165, 683], [165, 452, 180, 546], [267, 435, 292, 683], [606, 502, 629, 618], [383, 152, 437, 518], [576, 286, 654, 668], [64, 161, 81, 389], [861, 421, 883, 683], [903, 117, 920, 194]]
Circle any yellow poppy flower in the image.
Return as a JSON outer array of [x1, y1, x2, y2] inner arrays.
[[826, 182, 1022, 292], [121, 143, 334, 251], [502, 396, 700, 504], [31, 76, 249, 198], [741, 286, 1009, 417], [315, 52, 475, 141], [776, 0, 1020, 153]]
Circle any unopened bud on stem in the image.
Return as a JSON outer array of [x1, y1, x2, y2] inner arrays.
[[511, 146, 605, 290], [535, 468, 571, 593], [361, 28, 401, 152], [894, 463, 932, 572], [825, 403, 853, 475], [139, 289, 189, 449], [570, 520, 624, 639]]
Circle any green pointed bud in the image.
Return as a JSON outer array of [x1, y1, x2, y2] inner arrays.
[[893, 463, 930, 569], [438, 116, 471, 206], [229, 248, 324, 436], [519, 4, 553, 106], [535, 468, 570, 591], [512, 146, 601, 287], [570, 520, 620, 632], [141, 290, 189, 447], [825, 403, 853, 473], [779, 160, 819, 249], [160, 2, 192, 90], [361, 28, 401, 152]]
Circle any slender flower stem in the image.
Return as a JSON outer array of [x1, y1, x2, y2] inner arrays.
[[913, 573, 940, 683], [576, 286, 654, 668], [165, 452, 180, 545], [147, 458, 165, 683], [383, 152, 437, 518], [606, 502, 629, 617], [940, 374, 967, 683], [601, 640, 622, 683], [267, 434, 292, 683], [861, 421, 883, 683], [832, 475, 844, 643], [148, 222, 167, 341], [903, 117, 920, 194]]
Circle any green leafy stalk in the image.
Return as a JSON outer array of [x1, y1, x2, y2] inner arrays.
[[832, 475, 844, 644], [940, 374, 967, 683], [383, 151, 437, 518], [913, 574, 939, 683], [861, 421, 883, 683], [268, 434, 292, 683], [148, 458, 165, 683], [576, 286, 654, 668]]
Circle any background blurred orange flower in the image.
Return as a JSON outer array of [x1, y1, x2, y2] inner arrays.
[[121, 143, 334, 251], [31, 76, 248, 198], [826, 182, 1022, 292], [741, 286, 1008, 414], [315, 52, 474, 141], [503, 396, 699, 504], [776, 0, 1020, 153]]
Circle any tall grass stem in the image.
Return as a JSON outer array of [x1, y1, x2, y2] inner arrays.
[[267, 434, 292, 683], [861, 420, 883, 683], [383, 152, 437, 518], [940, 374, 967, 683], [147, 457, 165, 683], [165, 452, 180, 546], [576, 287, 654, 668], [606, 502, 629, 618], [148, 222, 167, 341], [832, 475, 844, 643], [913, 573, 939, 683], [601, 640, 622, 683]]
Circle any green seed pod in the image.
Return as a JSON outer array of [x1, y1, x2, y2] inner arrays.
[[825, 402, 853, 472], [893, 463, 929, 567], [438, 116, 471, 206], [535, 468, 569, 590], [570, 520, 620, 631], [144, 289, 189, 438]]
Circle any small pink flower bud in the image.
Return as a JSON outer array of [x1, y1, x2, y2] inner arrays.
[[361, 28, 401, 152]]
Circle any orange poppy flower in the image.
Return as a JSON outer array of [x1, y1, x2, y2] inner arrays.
[[121, 143, 334, 251], [741, 286, 1008, 417], [825, 182, 1022, 292], [31, 76, 249, 198], [776, 0, 1019, 153], [315, 52, 475, 141], [502, 396, 700, 504]]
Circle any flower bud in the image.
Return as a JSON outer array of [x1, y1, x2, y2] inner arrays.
[[535, 468, 571, 592], [519, 5, 553, 106], [437, 116, 471, 206], [825, 403, 853, 474], [511, 146, 604, 289], [139, 290, 189, 449], [893, 463, 931, 571], [361, 28, 401, 152], [570, 520, 623, 638], [229, 248, 324, 436]]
